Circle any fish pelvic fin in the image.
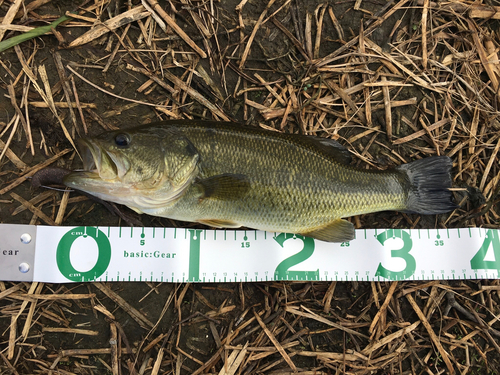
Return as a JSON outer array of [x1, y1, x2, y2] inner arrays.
[[198, 219, 241, 228], [397, 156, 457, 214], [301, 219, 355, 242]]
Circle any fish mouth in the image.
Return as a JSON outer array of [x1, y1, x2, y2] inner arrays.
[[63, 138, 132, 197], [79, 139, 129, 181], [80, 139, 100, 176]]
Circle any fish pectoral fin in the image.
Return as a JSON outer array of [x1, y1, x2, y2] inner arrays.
[[301, 219, 355, 242], [198, 219, 241, 228], [196, 173, 250, 200]]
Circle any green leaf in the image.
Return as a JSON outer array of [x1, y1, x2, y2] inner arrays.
[[0, 14, 73, 53]]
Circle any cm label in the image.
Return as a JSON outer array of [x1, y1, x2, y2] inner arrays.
[[56, 226, 111, 281]]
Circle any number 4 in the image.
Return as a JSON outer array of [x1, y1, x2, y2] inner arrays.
[[470, 230, 500, 270]]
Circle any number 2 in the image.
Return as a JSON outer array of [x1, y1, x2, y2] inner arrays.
[[274, 234, 320, 281]]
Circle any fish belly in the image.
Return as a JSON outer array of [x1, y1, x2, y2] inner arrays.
[[146, 164, 408, 234]]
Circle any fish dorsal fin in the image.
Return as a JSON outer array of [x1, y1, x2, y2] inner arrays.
[[301, 219, 355, 242], [287, 133, 351, 164], [198, 219, 241, 228], [196, 173, 250, 200], [307, 136, 352, 164]]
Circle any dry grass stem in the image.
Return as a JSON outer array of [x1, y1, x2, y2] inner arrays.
[[2, 1, 500, 373], [239, 0, 276, 68], [145, 0, 207, 58], [0, 0, 23, 41], [68, 6, 150, 48], [94, 283, 154, 329]]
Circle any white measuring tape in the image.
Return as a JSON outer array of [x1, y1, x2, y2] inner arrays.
[[1, 224, 499, 282]]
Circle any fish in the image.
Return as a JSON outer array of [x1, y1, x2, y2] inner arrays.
[[63, 120, 456, 242]]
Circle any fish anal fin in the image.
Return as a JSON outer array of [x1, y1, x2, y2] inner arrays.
[[196, 173, 250, 200], [198, 219, 241, 228], [301, 219, 354, 242]]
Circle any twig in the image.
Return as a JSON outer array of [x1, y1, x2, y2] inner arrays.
[[68, 6, 150, 48], [94, 283, 154, 329], [239, 0, 276, 68], [144, 0, 207, 58], [0, 0, 23, 41], [53, 52, 80, 135], [406, 294, 455, 374], [421, 0, 429, 69], [67, 65, 176, 110]]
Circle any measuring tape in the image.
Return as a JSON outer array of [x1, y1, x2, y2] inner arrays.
[[1, 224, 499, 282]]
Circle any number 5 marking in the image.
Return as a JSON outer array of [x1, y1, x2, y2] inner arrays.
[[375, 229, 415, 280]]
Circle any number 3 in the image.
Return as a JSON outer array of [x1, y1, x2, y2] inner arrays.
[[375, 229, 415, 280]]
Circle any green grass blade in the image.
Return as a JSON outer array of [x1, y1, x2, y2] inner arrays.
[[0, 14, 72, 53]]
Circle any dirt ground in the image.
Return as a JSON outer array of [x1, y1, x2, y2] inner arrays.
[[1, 0, 500, 374]]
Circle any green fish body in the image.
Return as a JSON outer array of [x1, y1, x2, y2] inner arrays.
[[63, 121, 456, 242]]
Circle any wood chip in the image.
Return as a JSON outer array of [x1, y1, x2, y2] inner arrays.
[[381, 76, 392, 141], [162, 69, 230, 121], [53, 51, 80, 135], [470, 4, 500, 19], [42, 327, 99, 335], [28, 101, 97, 109], [369, 282, 398, 338], [218, 342, 248, 375], [421, 0, 429, 69]]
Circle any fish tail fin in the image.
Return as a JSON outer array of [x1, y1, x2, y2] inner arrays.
[[397, 156, 457, 214]]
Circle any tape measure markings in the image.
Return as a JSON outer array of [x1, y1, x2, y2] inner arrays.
[[1, 225, 500, 282]]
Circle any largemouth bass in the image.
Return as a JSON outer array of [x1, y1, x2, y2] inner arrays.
[[63, 121, 456, 242]]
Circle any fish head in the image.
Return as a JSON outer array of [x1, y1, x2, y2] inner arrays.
[[63, 126, 200, 211]]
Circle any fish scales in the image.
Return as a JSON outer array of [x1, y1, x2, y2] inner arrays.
[[63, 121, 456, 242], [173, 124, 406, 228]]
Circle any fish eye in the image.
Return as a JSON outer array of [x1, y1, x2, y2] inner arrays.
[[114, 133, 130, 147]]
